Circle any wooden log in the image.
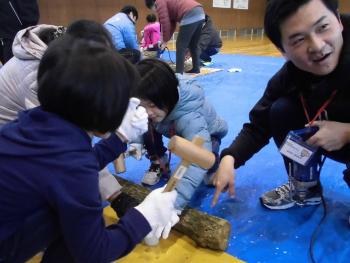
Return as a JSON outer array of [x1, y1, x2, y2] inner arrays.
[[113, 175, 231, 251]]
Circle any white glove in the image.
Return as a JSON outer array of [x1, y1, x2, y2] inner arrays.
[[117, 98, 148, 143], [135, 186, 179, 242]]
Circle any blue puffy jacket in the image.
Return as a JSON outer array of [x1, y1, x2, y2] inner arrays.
[[104, 12, 139, 50], [155, 75, 228, 208]]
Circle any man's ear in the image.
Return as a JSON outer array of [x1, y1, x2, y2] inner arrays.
[[278, 47, 289, 61], [336, 11, 344, 32]]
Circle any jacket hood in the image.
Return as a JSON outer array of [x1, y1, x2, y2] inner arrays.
[[165, 74, 205, 121], [12, 24, 58, 60], [0, 107, 92, 156]]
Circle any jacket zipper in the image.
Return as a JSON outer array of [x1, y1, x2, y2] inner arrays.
[[8, 1, 23, 25]]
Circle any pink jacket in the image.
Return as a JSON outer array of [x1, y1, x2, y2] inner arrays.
[[155, 0, 202, 42], [141, 22, 160, 49]]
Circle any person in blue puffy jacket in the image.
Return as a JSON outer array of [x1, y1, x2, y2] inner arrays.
[[134, 58, 228, 210], [104, 5, 141, 64]]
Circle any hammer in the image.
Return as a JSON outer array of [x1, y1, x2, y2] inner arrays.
[[163, 135, 215, 192]]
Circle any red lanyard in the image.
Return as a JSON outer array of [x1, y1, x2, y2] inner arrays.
[[299, 90, 337, 125]]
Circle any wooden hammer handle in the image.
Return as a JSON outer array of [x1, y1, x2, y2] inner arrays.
[[163, 136, 204, 192]]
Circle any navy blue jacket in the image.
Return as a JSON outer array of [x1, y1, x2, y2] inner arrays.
[[0, 107, 151, 262]]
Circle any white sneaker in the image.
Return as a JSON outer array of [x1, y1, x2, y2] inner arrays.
[[142, 155, 169, 186], [142, 162, 161, 186]]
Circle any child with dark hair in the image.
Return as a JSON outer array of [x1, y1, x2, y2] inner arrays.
[[0, 36, 178, 262], [66, 19, 113, 48], [38, 26, 66, 45], [141, 14, 161, 57], [134, 58, 228, 210], [0, 20, 125, 205]]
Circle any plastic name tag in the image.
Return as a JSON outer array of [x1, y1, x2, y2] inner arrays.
[[279, 128, 318, 166]]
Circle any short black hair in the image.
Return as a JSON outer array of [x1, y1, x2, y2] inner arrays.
[[145, 0, 156, 9], [120, 5, 138, 20], [66, 19, 114, 48], [134, 59, 179, 114], [38, 26, 65, 45], [146, 14, 157, 23], [265, 0, 339, 51], [38, 36, 139, 133]]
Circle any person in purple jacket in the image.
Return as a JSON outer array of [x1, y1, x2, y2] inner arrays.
[[0, 36, 179, 262], [145, 0, 205, 74]]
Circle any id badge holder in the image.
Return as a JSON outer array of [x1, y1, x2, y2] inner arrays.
[[279, 131, 318, 166]]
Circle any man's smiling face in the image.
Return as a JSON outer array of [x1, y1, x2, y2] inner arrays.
[[280, 0, 344, 76]]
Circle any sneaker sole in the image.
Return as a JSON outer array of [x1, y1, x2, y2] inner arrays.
[[141, 180, 160, 186], [259, 197, 296, 210], [260, 198, 321, 210], [296, 199, 322, 206]]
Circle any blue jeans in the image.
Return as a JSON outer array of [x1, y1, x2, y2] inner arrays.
[[0, 209, 74, 262]]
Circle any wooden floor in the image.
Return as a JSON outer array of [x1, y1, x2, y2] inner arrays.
[[220, 36, 281, 57], [168, 35, 281, 57]]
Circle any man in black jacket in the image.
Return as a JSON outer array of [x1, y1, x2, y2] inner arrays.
[[0, 0, 39, 64], [198, 15, 222, 64], [212, 0, 350, 216]]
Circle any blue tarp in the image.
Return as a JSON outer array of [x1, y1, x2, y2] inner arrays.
[[109, 53, 350, 263]]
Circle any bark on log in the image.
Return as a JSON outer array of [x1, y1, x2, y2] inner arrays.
[[113, 175, 231, 251]]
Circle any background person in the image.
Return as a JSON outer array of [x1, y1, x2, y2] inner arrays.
[[0, 0, 39, 64], [104, 5, 141, 64], [145, 0, 205, 74]]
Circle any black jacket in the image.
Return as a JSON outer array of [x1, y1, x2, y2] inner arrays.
[[0, 0, 39, 38], [198, 15, 222, 53], [221, 14, 350, 168]]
